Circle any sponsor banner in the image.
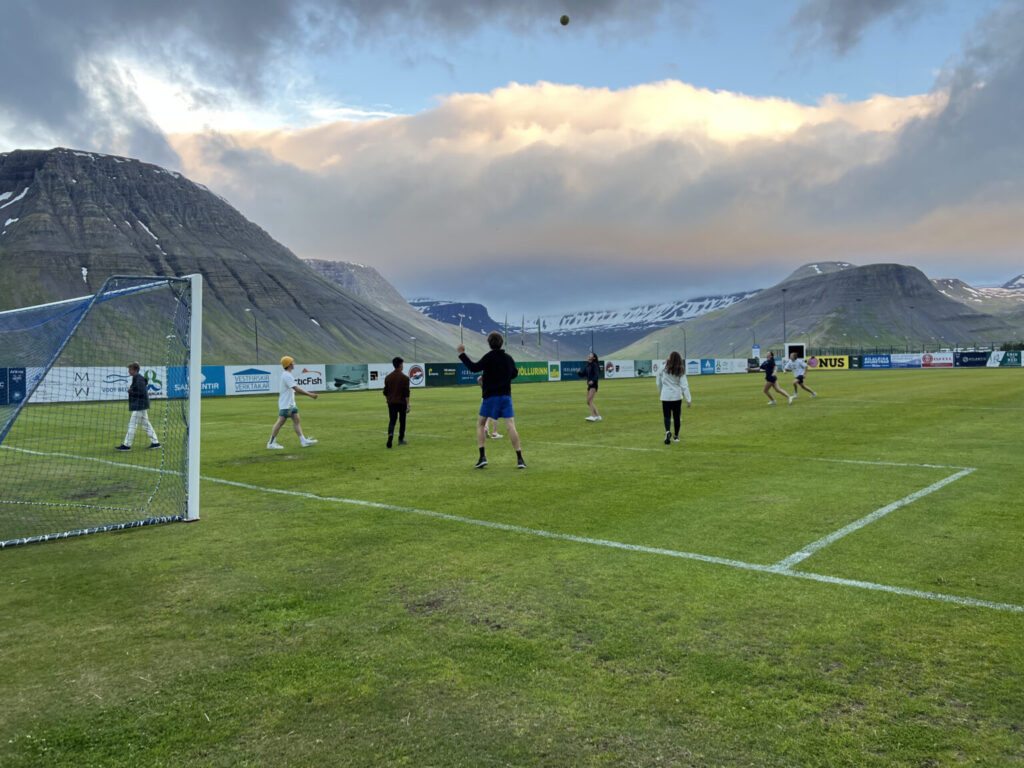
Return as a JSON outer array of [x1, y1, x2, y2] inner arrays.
[[425, 362, 459, 387], [0, 367, 26, 407], [603, 360, 635, 379], [862, 354, 891, 370], [516, 360, 552, 383], [633, 359, 654, 377], [890, 353, 922, 369], [367, 363, 392, 390], [686, 359, 702, 376], [700, 359, 716, 375], [752, 345, 760, 359], [325, 364, 368, 391], [406, 363, 426, 388], [651, 359, 663, 376], [31, 366, 168, 403], [457, 363, 481, 386], [922, 352, 954, 368], [548, 361, 561, 381], [998, 350, 1022, 367], [714, 358, 748, 374], [225, 365, 274, 396], [167, 365, 226, 399], [954, 351, 989, 368], [806, 355, 848, 371], [286, 364, 327, 392], [560, 360, 590, 383], [849, 355, 863, 369]]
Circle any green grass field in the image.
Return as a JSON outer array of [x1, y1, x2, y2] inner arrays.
[[2, 369, 1023, 767]]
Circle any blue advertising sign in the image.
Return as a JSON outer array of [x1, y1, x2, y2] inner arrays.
[[457, 363, 481, 386], [701, 359, 717, 375], [168, 366, 226, 398], [862, 354, 892, 369], [955, 351, 989, 367], [0, 368, 27, 407]]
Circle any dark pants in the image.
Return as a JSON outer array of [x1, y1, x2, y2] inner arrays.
[[662, 400, 682, 435], [387, 403, 407, 440]]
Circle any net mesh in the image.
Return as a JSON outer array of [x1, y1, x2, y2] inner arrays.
[[0, 276, 193, 547]]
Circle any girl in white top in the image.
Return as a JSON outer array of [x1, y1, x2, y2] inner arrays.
[[784, 352, 818, 398], [655, 351, 691, 444]]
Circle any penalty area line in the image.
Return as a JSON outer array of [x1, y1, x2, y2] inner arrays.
[[204, 474, 1023, 614]]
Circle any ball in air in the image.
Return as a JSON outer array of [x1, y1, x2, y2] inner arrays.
[[560, 14, 570, 26]]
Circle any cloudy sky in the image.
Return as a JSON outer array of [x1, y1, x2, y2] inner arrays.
[[2, 0, 1022, 314]]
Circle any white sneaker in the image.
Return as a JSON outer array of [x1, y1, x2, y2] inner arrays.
[[585, 416, 597, 421], [767, 400, 776, 406], [490, 432, 502, 438], [300, 437, 318, 447], [594, 416, 602, 421], [788, 395, 795, 405], [267, 441, 284, 450], [811, 393, 817, 398], [791, 393, 798, 399]]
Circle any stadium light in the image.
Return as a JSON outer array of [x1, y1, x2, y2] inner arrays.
[[781, 288, 788, 349]]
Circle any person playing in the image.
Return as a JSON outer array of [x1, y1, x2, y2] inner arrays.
[[267, 356, 318, 449], [784, 351, 818, 399], [747, 351, 794, 405], [656, 351, 691, 444], [115, 362, 160, 451], [458, 332, 525, 469], [383, 356, 411, 448], [578, 351, 602, 421], [477, 376, 502, 438]]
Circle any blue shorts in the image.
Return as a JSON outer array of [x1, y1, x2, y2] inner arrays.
[[479, 395, 514, 420]]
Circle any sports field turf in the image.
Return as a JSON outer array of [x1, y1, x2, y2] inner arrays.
[[2, 368, 1023, 766]]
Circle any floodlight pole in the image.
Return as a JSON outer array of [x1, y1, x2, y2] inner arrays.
[[682, 326, 687, 360], [245, 308, 259, 364], [411, 336, 417, 360], [781, 288, 788, 353]]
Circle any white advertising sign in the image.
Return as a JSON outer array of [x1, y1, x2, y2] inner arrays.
[[715, 358, 749, 374], [30, 366, 167, 404], [603, 360, 635, 379], [367, 363, 391, 390], [650, 359, 662, 376], [283, 363, 327, 392], [685, 358, 702, 376], [406, 362, 426, 388], [225, 365, 275, 396]]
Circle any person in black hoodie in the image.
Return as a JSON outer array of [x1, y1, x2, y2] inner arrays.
[[115, 362, 160, 451], [458, 332, 526, 469], [578, 351, 602, 421]]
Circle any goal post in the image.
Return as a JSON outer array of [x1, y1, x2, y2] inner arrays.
[[0, 274, 202, 548]]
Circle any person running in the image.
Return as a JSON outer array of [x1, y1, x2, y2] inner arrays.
[[747, 351, 794, 405], [383, 356, 410, 448], [458, 332, 526, 469], [267, 356, 319, 449], [656, 351, 691, 444], [477, 376, 502, 438], [784, 351, 818, 399], [578, 351, 602, 421], [115, 362, 160, 451]]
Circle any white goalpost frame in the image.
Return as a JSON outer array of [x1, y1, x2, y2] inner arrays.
[[186, 273, 202, 522]]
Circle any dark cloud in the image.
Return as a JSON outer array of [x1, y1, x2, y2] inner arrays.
[[790, 0, 938, 55], [0, 0, 685, 160]]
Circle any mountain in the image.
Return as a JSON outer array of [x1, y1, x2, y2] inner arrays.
[[614, 263, 1019, 358], [413, 292, 760, 354], [308, 263, 578, 359], [931, 278, 1024, 316], [780, 261, 856, 282], [0, 148, 459, 363], [1002, 273, 1024, 290]]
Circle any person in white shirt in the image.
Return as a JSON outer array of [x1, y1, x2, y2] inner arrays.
[[267, 356, 319, 449], [656, 351, 691, 444], [784, 352, 818, 399]]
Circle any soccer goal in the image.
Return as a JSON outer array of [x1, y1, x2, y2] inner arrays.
[[0, 274, 202, 548]]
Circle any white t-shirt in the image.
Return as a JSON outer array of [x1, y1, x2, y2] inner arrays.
[[279, 370, 297, 410], [785, 358, 808, 376]]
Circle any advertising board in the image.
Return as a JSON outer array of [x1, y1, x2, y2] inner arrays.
[[515, 361, 553, 383], [806, 355, 848, 371], [685, 359, 702, 376], [714, 359, 748, 374], [325, 364, 368, 391], [31, 366, 168, 403], [921, 352, 954, 368], [603, 360, 635, 379], [890, 353, 922, 369], [954, 351, 989, 368], [862, 354, 891, 369], [425, 363, 459, 386], [633, 359, 654, 377], [167, 365, 225, 398]]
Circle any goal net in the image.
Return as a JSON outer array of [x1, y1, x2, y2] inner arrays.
[[0, 274, 202, 548]]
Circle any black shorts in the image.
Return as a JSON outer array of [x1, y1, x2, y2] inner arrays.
[[766, 375, 777, 383], [588, 383, 598, 391], [796, 375, 805, 383]]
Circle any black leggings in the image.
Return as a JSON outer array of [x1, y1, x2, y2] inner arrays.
[[387, 403, 407, 439], [662, 400, 682, 435]]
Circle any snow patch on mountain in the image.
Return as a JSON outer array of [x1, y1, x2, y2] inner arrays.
[[536, 292, 761, 334]]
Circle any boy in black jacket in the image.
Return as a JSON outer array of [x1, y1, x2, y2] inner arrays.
[[115, 362, 160, 451], [458, 332, 526, 469]]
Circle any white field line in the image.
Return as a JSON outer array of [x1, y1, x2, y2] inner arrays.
[[772, 468, 976, 570], [5, 445, 1014, 612], [205, 475, 1024, 614]]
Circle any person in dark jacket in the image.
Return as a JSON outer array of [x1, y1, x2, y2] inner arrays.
[[383, 356, 411, 448], [747, 351, 794, 405], [115, 362, 160, 451], [458, 332, 526, 469], [578, 352, 602, 421]]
